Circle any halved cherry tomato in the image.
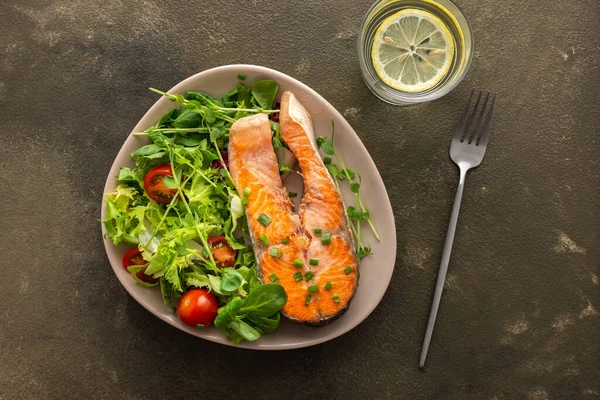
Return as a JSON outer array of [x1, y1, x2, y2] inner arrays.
[[177, 289, 218, 327], [122, 247, 158, 284], [143, 164, 178, 204], [208, 235, 238, 269]]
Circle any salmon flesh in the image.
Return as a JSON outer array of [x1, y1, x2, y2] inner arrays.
[[228, 93, 358, 325]]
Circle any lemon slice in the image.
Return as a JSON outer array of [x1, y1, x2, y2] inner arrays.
[[371, 9, 454, 92]]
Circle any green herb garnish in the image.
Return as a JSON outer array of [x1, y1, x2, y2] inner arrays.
[[305, 293, 312, 305], [270, 247, 282, 258], [257, 213, 272, 226], [259, 234, 270, 246]]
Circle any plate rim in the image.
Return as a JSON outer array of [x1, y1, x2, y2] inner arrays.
[[100, 64, 397, 350]]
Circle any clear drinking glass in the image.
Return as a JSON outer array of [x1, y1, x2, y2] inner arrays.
[[358, 0, 474, 105]]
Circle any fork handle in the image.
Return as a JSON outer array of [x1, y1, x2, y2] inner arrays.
[[419, 165, 468, 368]]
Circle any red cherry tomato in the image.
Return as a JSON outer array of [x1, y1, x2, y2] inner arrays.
[[208, 235, 238, 269], [177, 289, 218, 327], [122, 247, 158, 284], [143, 164, 178, 204]]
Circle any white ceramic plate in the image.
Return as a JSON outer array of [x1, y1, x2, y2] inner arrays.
[[101, 65, 396, 349]]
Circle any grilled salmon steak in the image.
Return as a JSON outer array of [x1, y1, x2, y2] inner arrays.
[[228, 93, 358, 325]]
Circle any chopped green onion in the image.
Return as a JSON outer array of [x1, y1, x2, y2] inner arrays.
[[325, 282, 332, 290], [282, 239, 289, 244], [344, 265, 353, 274], [313, 228, 322, 234], [259, 234, 270, 245], [241, 197, 249, 205], [243, 187, 251, 196], [305, 293, 312, 305], [323, 157, 332, 165], [289, 192, 298, 198], [238, 72, 246, 80], [293, 259, 304, 268], [304, 271, 315, 281], [308, 284, 319, 293], [257, 213, 272, 226], [269, 273, 279, 283], [333, 294, 341, 303], [321, 232, 332, 244], [309, 258, 318, 266], [270, 247, 282, 258], [293, 272, 302, 282]]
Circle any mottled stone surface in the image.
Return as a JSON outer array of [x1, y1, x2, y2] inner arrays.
[[1, 0, 598, 399]]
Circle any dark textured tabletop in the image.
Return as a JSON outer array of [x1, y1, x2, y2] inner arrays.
[[1, 0, 599, 399]]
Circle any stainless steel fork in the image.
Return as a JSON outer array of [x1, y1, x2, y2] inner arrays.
[[419, 89, 498, 368]]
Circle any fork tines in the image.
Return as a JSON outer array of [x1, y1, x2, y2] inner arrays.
[[455, 89, 498, 147]]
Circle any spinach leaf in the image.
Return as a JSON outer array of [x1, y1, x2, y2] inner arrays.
[[251, 80, 278, 110], [174, 110, 202, 129], [214, 297, 244, 328], [247, 313, 280, 334], [221, 268, 244, 292], [229, 320, 261, 342], [239, 283, 287, 317]]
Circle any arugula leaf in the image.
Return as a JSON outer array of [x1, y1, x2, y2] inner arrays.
[[327, 163, 339, 176], [320, 139, 335, 155], [158, 109, 179, 127], [132, 144, 163, 157], [251, 80, 278, 110], [357, 245, 373, 260], [175, 133, 206, 147], [173, 110, 202, 129], [210, 127, 226, 142], [338, 168, 355, 181]]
